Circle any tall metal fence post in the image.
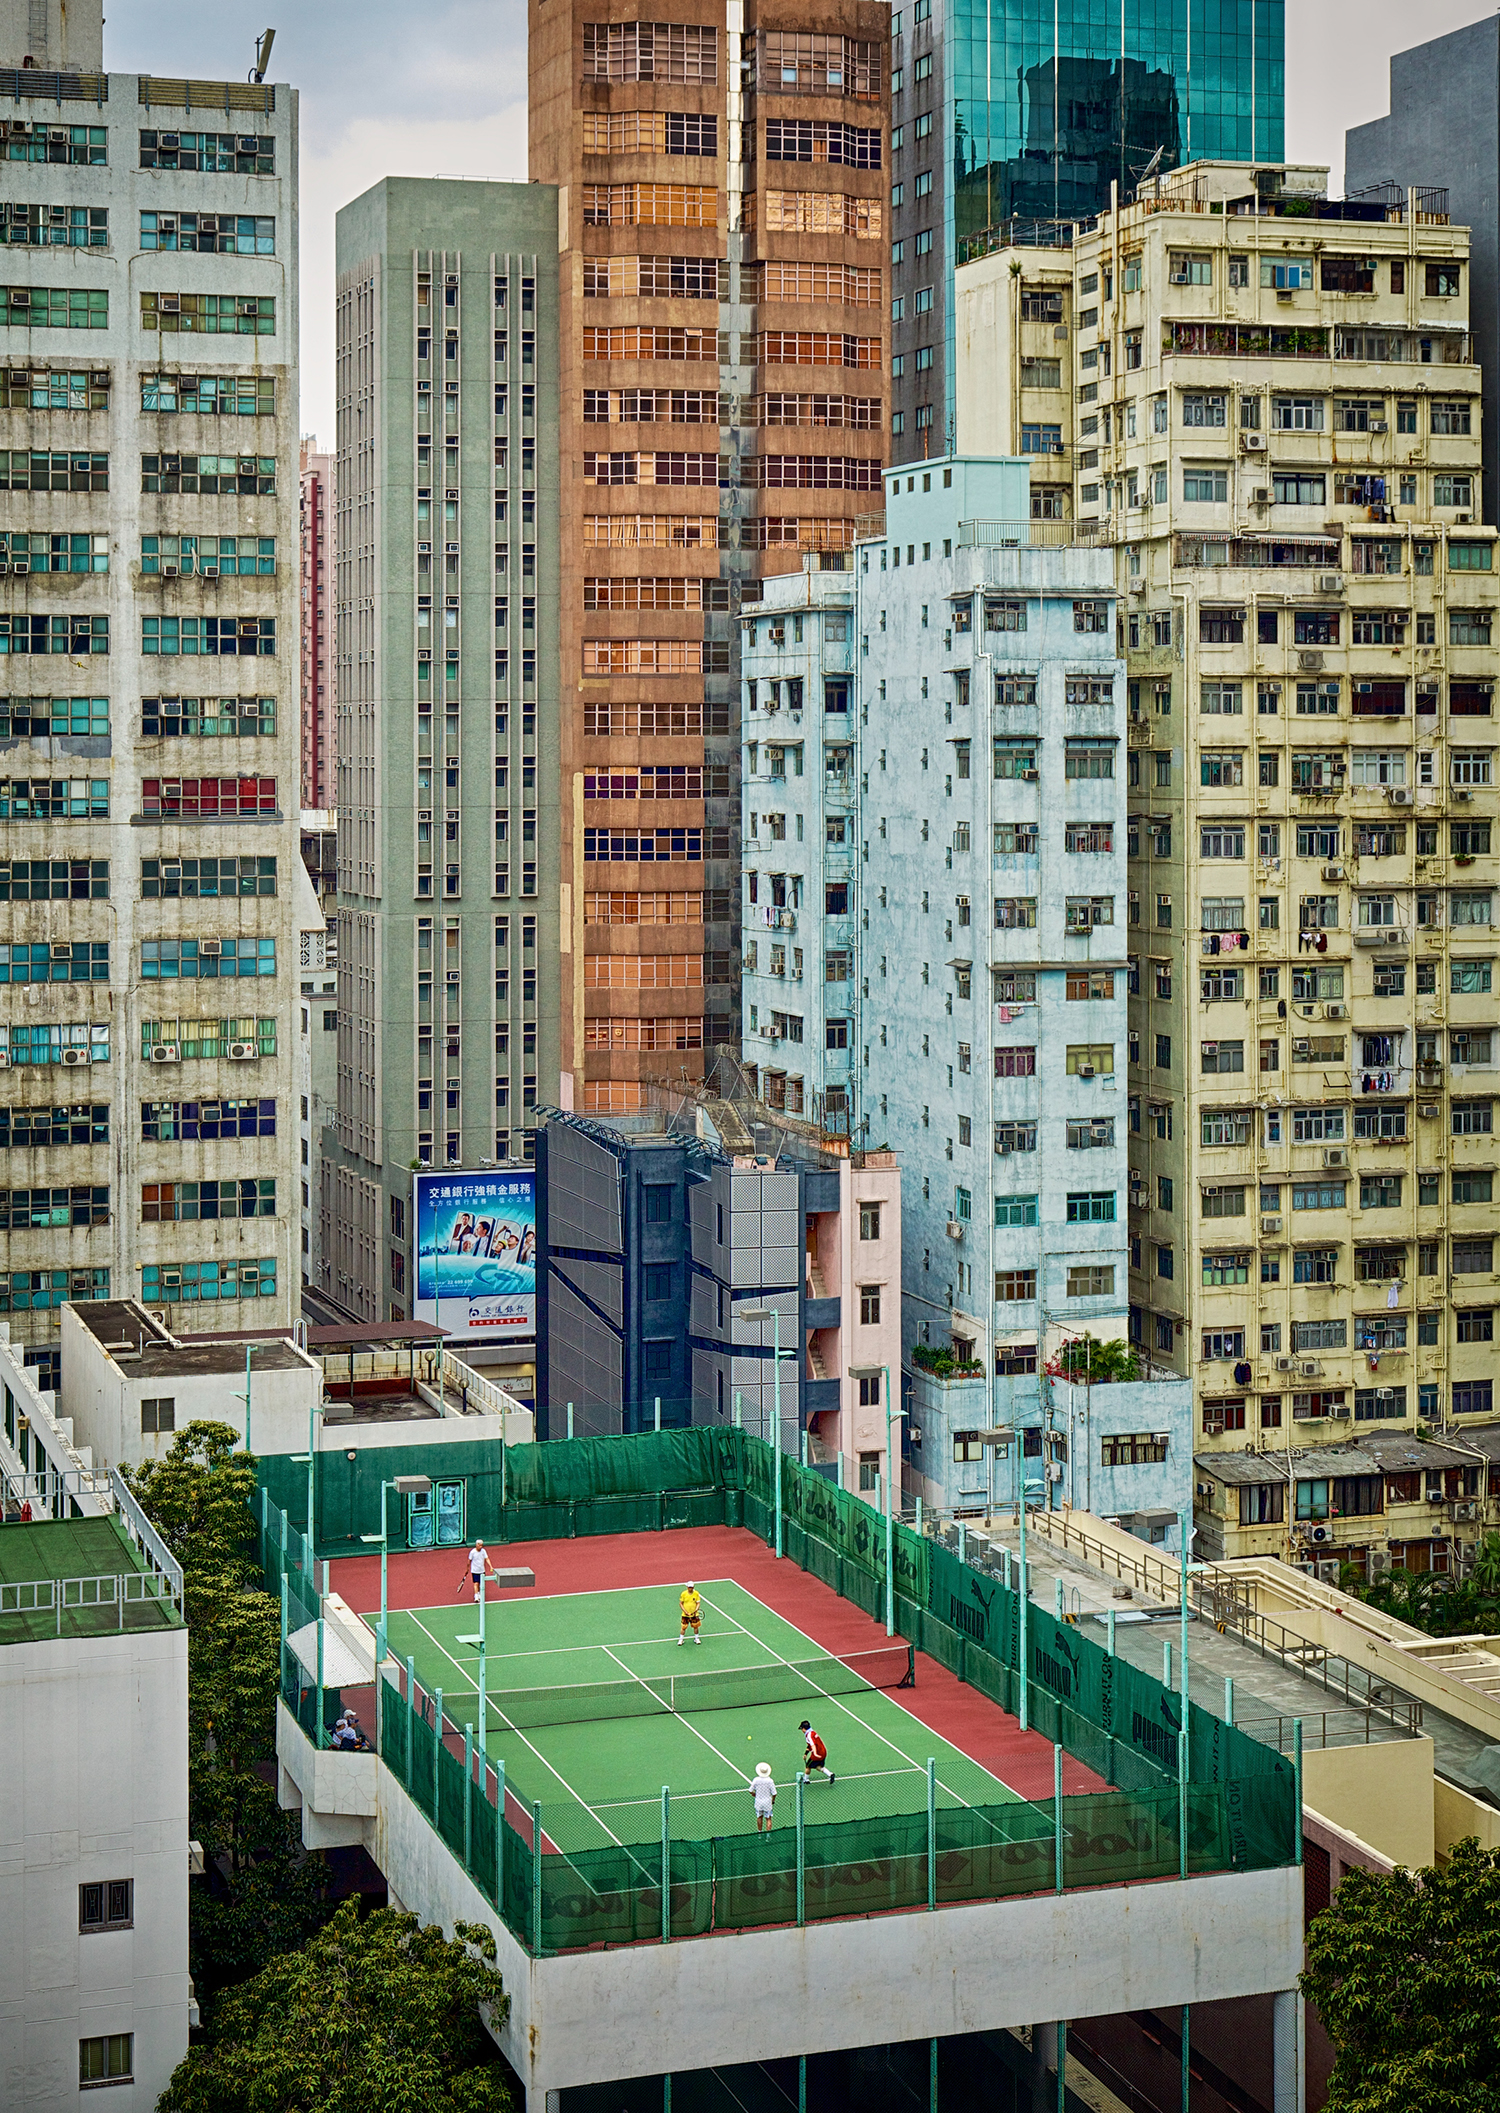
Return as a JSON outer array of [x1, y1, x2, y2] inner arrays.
[[1054, 1574, 1064, 1621], [926, 1757, 936, 1910], [798, 2056, 806, 2113], [1163, 1636, 1172, 1689], [315, 1610, 325, 1747], [1293, 1719, 1304, 1865], [661, 1786, 670, 1944], [567, 1401, 574, 1440], [496, 1758, 506, 1918], [957, 1521, 966, 1566], [532, 1800, 543, 1954], [733, 1391, 742, 1430], [1018, 1497, 1029, 1731], [654, 1396, 662, 1433], [434, 1688, 444, 1808], [1178, 1730, 1189, 1880], [1224, 1675, 1234, 1726], [1053, 1744, 1063, 1892], [1107, 1605, 1116, 1657], [931, 2037, 939, 2113], [796, 1771, 806, 1926], [1056, 2023, 1066, 2113], [464, 1723, 473, 1871], [1181, 2004, 1191, 2113]]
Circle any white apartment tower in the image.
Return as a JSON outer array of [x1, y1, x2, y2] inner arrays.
[[0, 2, 300, 1351], [960, 162, 1500, 1488]]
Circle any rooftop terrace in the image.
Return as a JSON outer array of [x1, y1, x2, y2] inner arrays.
[[0, 1511, 182, 1644]]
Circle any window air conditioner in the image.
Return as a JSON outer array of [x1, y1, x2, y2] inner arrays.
[[227, 1041, 258, 1060], [49, 942, 72, 958], [1170, 271, 1189, 284], [161, 561, 179, 578], [236, 298, 260, 317], [60, 1048, 89, 1067], [149, 1044, 180, 1063], [198, 938, 223, 956], [10, 559, 26, 575], [1077, 1063, 1096, 1078], [945, 1220, 964, 1240], [160, 133, 180, 149], [160, 295, 180, 313], [1370, 419, 1388, 433], [200, 562, 218, 579], [1262, 1216, 1282, 1234]]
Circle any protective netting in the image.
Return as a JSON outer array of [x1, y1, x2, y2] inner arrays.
[[482, 1641, 915, 1732], [277, 1430, 1296, 1953]]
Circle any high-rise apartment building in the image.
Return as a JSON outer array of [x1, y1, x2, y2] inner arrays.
[[0, 5, 300, 1352], [327, 179, 560, 1323], [860, 460, 1131, 1377], [529, 0, 889, 1122], [959, 161, 1500, 1481], [738, 559, 858, 1132], [888, 0, 1283, 463], [299, 435, 333, 807]]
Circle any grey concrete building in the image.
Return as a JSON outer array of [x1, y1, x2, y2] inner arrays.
[[0, 1, 301, 1359], [1347, 19, 1500, 526], [325, 180, 560, 1322]]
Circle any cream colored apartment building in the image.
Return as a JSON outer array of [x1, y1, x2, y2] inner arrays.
[[958, 162, 1500, 1519]]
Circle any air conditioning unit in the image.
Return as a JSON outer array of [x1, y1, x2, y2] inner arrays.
[[1321, 863, 1344, 882], [1253, 487, 1270, 503], [10, 558, 27, 576], [161, 561, 179, 578], [160, 132, 180, 148], [200, 562, 219, 580], [1324, 1002, 1347, 1020], [1419, 1102, 1440, 1119], [149, 1044, 180, 1063], [60, 1048, 89, 1067], [1449, 1500, 1478, 1524], [1274, 1354, 1295, 1372], [1077, 1063, 1096, 1078], [760, 1025, 783, 1040], [198, 938, 223, 956], [1129, 578, 1146, 597], [1300, 1359, 1322, 1377], [0, 1052, 12, 1069], [1297, 651, 1324, 672], [1243, 432, 1267, 452], [1170, 271, 1189, 285], [1021, 767, 1039, 781], [236, 299, 260, 317], [1262, 1216, 1283, 1234], [160, 294, 180, 314], [1454, 788, 1473, 803], [1323, 1147, 1348, 1169], [945, 1220, 964, 1240], [1045, 1461, 1063, 1483], [1370, 419, 1388, 433], [226, 1041, 259, 1061], [238, 135, 261, 152], [1316, 574, 1344, 594], [1386, 787, 1412, 806], [50, 942, 72, 959]]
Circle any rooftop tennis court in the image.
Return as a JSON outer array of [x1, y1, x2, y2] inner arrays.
[[377, 1578, 1019, 1853]]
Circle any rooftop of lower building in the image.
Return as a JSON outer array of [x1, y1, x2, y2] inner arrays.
[[0, 1512, 182, 1645]]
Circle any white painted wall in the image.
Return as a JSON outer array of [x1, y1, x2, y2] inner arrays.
[[0, 1622, 190, 2108]]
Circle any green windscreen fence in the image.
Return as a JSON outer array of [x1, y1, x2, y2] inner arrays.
[[272, 1429, 1297, 1953]]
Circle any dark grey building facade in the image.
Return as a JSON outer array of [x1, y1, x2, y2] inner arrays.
[[537, 1110, 847, 1440], [1347, 19, 1500, 525]]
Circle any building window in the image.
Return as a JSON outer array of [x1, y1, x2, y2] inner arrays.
[[79, 1880, 133, 1933], [1100, 1433, 1168, 1466], [859, 1203, 881, 1241], [139, 1397, 175, 1434], [858, 1451, 879, 1490], [857, 1375, 880, 1407], [859, 1283, 882, 1325], [80, 2035, 133, 2087]]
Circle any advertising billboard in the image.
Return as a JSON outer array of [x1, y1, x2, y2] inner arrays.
[[413, 1168, 536, 1340]]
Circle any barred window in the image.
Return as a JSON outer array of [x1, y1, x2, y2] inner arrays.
[[141, 855, 276, 898], [141, 454, 275, 495], [143, 1178, 275, 1221], [0, 286, 106, 329], [0, 615, 107, 654], [141, 1258, 278, 1304], [139, 131, 274, 173], [765, 119, 882, 167], [582, 21, 719, 81], [580, 184, 718, 229], [995, 1267, 1038, 1300], [140, 291, 274, 335], [0, 1185, 109, 1228]]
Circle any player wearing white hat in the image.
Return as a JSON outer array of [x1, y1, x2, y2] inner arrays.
[[750, 1761, 777, 1831]]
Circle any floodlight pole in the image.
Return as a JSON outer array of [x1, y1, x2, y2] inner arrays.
[[234, 1341, 253, 1455], [772, 1308, 782, 1557], [883, 1363, 895, 1635]]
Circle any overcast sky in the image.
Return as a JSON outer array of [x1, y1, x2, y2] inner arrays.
[[104, 0, 1493, 443]]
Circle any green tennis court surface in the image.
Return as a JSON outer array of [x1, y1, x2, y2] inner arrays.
[[377, 1579, 1019, 1853]]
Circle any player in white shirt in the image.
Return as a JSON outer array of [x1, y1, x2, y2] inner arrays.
[[750, 1761, 777, 1832]]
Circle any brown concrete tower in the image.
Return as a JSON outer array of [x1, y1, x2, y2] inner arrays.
[[531, 0, 889, 1117]]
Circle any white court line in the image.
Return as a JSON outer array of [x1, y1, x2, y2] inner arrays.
[[698, 1583, 1013, 1808], [402, 1608, 651, 1873], [599, 1640, 757, 1792]]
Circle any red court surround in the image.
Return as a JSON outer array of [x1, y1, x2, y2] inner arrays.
[[329, 1523, 1105, 1800]]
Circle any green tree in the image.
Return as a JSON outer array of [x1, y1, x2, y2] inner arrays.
[[1301, 1835, 1500, 2112], [159, 1902, 513, 2113], [122, 1423, 332, 2001], [1472, 1533, 1500, 1598], [1047, 1337, 1140, 1385]]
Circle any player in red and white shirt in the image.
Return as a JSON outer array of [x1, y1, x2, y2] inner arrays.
[[798, 1718, 834, 1784]]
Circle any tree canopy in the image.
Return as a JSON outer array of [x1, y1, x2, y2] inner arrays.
[[159, 1902, 513, 2113], [1301, 1835, 1500, 2113]]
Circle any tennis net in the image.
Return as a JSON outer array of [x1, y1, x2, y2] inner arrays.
[[484, 1641, 915, 1732]]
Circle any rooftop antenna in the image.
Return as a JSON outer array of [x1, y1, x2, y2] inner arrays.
[[251, 28, 276, 83], [1130, 143, 1166, 203]]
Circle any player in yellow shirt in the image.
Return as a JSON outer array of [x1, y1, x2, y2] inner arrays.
[[678, 1582, 702, 1645]]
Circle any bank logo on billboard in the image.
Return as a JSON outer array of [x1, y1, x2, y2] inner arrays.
[[414, 1168, 536, 1339]]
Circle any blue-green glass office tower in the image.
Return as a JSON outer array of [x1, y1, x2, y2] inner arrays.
[[890, 0, 1284, 462]]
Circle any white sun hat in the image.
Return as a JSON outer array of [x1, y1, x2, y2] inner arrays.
[[755, 1761, 772, 1776]]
